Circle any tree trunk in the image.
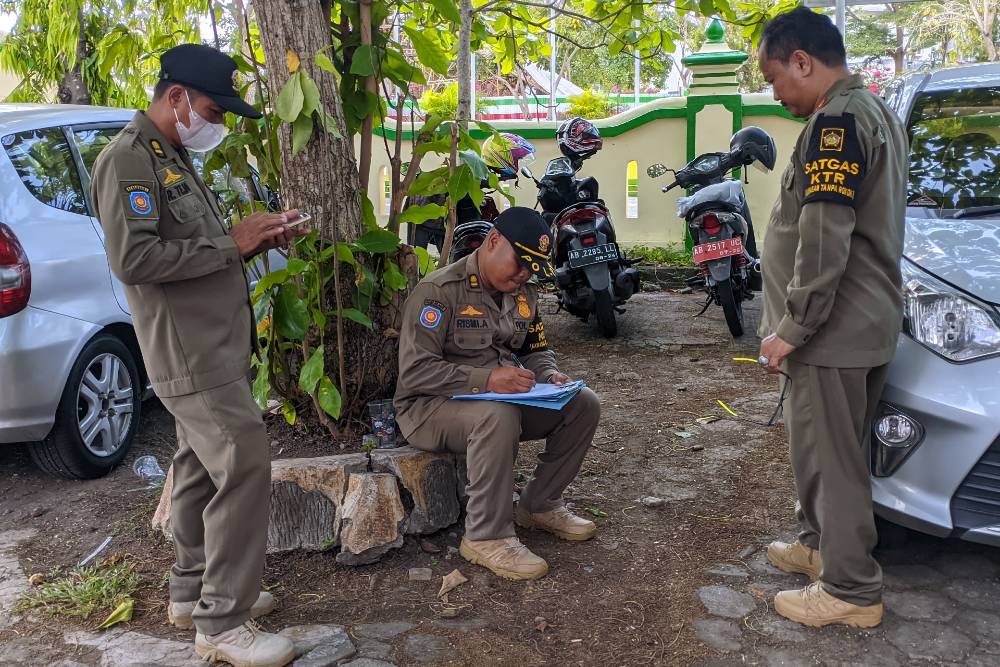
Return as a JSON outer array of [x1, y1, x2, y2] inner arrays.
[[894, 24, 905, 75], [456, 0, 474, 123], [358, 0, 377, 193], [57, 10, 91, 105], [967, 0, 998, 61], [253, 0, 399, 418]]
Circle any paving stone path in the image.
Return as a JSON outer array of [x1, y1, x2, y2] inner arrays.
[[693, 529, 1000, 666]]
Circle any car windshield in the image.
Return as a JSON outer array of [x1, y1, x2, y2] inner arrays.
[[907, 86, 1000, 211]]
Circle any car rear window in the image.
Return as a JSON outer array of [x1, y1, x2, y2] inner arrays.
[[907, 86, 1000, 210], [2, 128, 88, 215]]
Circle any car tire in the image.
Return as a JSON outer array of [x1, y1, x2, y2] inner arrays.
[[29, 334, 142, 480]]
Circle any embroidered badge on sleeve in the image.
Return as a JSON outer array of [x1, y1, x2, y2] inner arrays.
[[802, 113, 866, 207]]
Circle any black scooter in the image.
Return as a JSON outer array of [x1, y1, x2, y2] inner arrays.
[[521, 157, 640, 338], [648, 128, 773, 338]]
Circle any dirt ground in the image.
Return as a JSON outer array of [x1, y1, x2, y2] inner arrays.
[[1, 290, 965, 666]]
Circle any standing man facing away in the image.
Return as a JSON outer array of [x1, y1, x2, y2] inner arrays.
[[92, 44, 305, 666], [395, 207, 601, 581], [756, 8, 908, 628]]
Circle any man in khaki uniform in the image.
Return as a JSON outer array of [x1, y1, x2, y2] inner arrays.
[[395, 207, 601, 581], [756, 9, 908, 628], [91, 44, 304, 666]]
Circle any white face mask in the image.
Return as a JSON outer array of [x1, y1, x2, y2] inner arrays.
[[174, 91, 226, 152]]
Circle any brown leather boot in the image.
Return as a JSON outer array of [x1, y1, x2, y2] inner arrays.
[[514, 505, 597, 541], [774, 581, 883, 628], [767, 540, 823, 580], [459, 537, 549, 580]]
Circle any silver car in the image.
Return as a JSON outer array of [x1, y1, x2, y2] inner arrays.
[[872, 64, 1000, 547], [0, 104, 276, 479]]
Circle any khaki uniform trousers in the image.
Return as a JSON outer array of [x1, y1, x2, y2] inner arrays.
[[407, 388, 600, 541], [784, 359, 889, 606], [159, 377, 271, 635]]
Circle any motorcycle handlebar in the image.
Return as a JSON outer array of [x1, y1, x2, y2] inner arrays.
[[661, 181, 680, 193]]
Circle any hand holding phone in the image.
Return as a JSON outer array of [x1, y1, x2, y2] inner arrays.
[[285, 212, 312, 228]]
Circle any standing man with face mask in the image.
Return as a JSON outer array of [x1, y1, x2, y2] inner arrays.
[[756, 9, 908, 628], [91, 44, 305, 666]]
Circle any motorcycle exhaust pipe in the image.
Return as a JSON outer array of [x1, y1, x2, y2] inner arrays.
[[615, 270, 637, 300]]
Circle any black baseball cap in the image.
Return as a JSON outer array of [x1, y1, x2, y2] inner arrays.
[[493, 206, 554, 280], [159, 44, 262, 119]]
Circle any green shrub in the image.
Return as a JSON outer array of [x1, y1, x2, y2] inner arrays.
[[565, 89, 614, 120], [626, 244, 692, 266], [418, 83, 458, 118]]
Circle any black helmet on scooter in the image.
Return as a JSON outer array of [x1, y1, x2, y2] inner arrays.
[[556, 117, 603, 161], [449, 220, 494, 263], [730, 126, 777, 173]]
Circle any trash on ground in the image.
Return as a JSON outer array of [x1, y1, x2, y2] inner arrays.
[[640, 496, 666, 508], [674, 431, 695, 439], [409, 568, 433, 582], [695, 416, 719, 425], [587, 507, 609, 518], [79, 536, 113, 567], [132, 456, 165, 486], [438, 569, 469, 600]]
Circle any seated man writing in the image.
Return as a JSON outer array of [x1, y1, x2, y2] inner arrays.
[[395, 206, 601, 580]]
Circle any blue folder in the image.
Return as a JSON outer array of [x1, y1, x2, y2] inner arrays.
[[453, 381, 586, 410]]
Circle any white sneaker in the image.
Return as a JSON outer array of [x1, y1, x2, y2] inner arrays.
[[169, 591, 275, 629], [195, 620, 295, 667]]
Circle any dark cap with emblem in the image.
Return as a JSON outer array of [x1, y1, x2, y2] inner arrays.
[[493, 206, 554, 280], [159, 44, 262, 119]]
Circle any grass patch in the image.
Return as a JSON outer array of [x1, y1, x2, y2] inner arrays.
[[625, 244, 692, 267], [15, 560, 138, 622]]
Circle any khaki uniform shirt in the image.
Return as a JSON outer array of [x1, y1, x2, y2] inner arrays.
[[761, 74, 909, 368], [91, 111, 253, 398], [394, 251, 559, 436]]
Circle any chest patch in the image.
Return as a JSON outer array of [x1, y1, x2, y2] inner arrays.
[[460, 305, 484, 317], [159, 167, 185, 187], [150, 139, 167, 159], [456, 318, 490, 330], [165, 181, 194, 203], [516, 294, 531, 319]]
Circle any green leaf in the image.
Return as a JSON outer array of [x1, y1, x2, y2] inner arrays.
[[398, 202, 448, 225], [403, 25, 451, 76], [354, 229, 400, 254], [298, 348, 324, 394], [291, 114, 314, 155], [273, 284, 309, 340], [350, 44, 376, 76], [252, 365, 271, 409], [275, 71, 303, 122], [383, 48, 426, 86], [281, 401, 297, 425], [428, 0, 461, 23], [311, 308, 327, 329], [315, 52, 337, 74], [300, 71, 322, 116], [587, 508, 609, 518], [336, 242, 358, 266], [285, 258, 309, 276], [252, 269, 289, 298], [341, 308, 374, 329], [96, 598, 133, 629], [317, 376, 342, 419], [415, 137, 454, 157], [458, 149, 489, 181], [448, 165, 477, 203], [362, 195, 378, 231], [383, 260, 407, 291], [409, 167, 450, 196], [413, 246, 433, 276]]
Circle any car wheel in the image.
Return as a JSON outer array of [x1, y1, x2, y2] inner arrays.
[[29, 334, 142, 480]]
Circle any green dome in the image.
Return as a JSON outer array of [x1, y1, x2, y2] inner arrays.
[[705, 18, 726, 44]]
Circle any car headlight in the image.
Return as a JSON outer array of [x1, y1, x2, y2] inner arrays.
[[901, 258, 1000, 362]]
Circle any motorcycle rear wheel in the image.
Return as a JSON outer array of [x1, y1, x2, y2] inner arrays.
[[594, 289, 618, 338], [717, 278, 744, 338]]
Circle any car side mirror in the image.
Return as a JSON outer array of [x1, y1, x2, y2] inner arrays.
[[647, 163, 669, 178]]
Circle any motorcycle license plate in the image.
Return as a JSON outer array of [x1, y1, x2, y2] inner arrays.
[[693, 237, 743, 263], [568, 243, 618, 268]]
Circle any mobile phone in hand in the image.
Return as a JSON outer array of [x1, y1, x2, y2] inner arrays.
[[285, 212, 312, 228]]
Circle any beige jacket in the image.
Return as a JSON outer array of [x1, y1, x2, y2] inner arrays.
[[394, 251, 559, 436], [91, 111, 253, 397], [761, 74, 909, 368]]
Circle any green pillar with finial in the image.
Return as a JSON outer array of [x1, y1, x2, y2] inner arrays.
[[682, 18, 748, 96]]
